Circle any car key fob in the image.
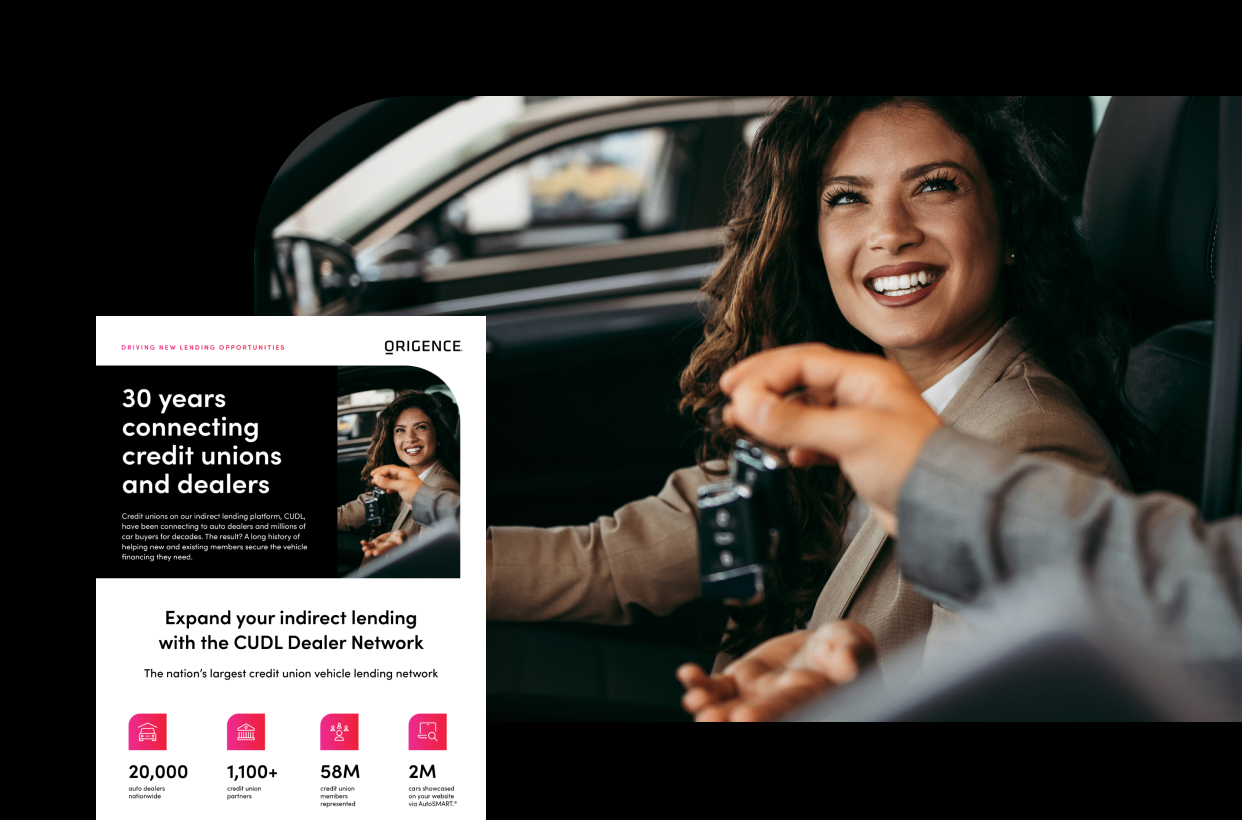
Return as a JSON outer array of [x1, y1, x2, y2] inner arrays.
[[696, 439, 793, 606], [363, 487, 386, 526]]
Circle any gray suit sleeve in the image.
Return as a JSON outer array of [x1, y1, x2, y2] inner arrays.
[[409, 483, 460, 528], [896, 427, 1242, 661]]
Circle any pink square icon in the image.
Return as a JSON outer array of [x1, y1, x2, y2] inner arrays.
[[227, 714, 266, 751], [320, 714, 358, 750], [129, 714, 167, 751], [408, 714, 447, 750]]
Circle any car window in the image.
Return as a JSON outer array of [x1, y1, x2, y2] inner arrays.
[[337, 388, 393, 443], [266, 98, 777, 316], [276, 97, 526, 243], [274, 97, 697, 243], [339, 388, 395, 407], [386, 124, 699, 270], [336, 409, 379, 442], [447, 127, 677, 253], [337, 412, 367, 441]]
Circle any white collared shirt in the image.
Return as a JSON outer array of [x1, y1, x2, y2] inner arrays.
[[918, 322, 1009, 416], [418, 461, 439, 482]]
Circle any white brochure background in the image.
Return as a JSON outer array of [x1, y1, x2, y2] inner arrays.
[[96, 316, 486, 819]]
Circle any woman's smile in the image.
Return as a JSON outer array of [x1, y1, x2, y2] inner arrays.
[[394, 407, 437, 471], [864, 262, 946, 305]]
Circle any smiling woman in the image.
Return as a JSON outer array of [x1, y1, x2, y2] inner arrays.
[[818, 108, 1011, 387], [487, 97, 1149, 691], [679, 96, 1149, 660], [393, 407, 439, 471], [337, 389, 461, 564]]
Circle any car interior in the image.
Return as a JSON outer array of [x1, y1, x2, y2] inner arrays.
[[259, 97, 1240, 720], [1086, 97, 1227, 510]]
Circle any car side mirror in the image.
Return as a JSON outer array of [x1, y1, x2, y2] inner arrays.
[[273, 233, 364, 315]]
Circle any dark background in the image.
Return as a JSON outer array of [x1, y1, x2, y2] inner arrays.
[[94, 93, 408, 318], [102, 365, 337, 578]]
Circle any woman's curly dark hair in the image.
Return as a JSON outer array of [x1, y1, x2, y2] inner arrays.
[[679, 96, 1149, 656], [360, 389, 460, 533]]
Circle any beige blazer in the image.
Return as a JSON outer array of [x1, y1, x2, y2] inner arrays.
[[487, 331, 1128, 680], [339, 461, 460, 553]]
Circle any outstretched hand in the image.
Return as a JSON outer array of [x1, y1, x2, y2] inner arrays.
[[720, 344, 942, 535], [360, 529, 406, 559], [371, 464, 423, 506], [676, 621, 876, 721]]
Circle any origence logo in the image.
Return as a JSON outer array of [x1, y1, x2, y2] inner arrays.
[[384, 340, 463, 355]]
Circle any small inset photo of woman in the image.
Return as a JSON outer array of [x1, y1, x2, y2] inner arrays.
[[336, 366, 459, 577]]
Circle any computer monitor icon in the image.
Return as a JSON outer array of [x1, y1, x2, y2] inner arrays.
[[408, 713, 446, 750]]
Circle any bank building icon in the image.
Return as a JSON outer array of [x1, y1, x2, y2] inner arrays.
[[227, 714, 266, 751]]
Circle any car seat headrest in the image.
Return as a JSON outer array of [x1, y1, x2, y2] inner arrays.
[[1082, 96, 1219, 318]]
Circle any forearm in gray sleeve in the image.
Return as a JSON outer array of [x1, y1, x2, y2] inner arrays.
[[896, 427, 1242, 660], [409, 484, 460, 528]]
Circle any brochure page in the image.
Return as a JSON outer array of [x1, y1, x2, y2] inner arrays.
[[96, 315, 485, 817]]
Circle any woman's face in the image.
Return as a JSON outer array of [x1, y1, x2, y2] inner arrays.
[[392, 407, 438, 472], [817, 104, 1011, 357]]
